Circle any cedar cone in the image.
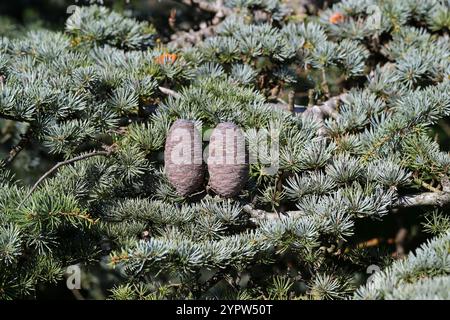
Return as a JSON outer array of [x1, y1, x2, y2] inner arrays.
[[164, 119, 205, 196], [208, 122, 249, 198]]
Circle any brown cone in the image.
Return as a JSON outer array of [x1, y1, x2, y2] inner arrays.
[[208, 122, 249, 198], [164, 119, 205, 196]]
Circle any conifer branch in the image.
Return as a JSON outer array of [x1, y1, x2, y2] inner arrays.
[[244, 190, 450, 223], [19, 147, 116, 206], [413, 178, 441, 193], [3, 0, 450, 300]]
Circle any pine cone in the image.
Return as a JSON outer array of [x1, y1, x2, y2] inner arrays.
[[208, 122, 249, 198], [164, 119, 205, 196]]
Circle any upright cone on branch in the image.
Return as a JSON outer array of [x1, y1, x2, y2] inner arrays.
[[164, 119, 205, 196], [208, 122, 249, 198]]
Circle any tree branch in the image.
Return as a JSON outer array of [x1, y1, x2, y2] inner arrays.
[[320, 67, 330, 99], [19, 147, 116, 207], [0, 112, 28, 123], [169, 1, 230, 48], [301, 93, 344, 120], [243, 191, 450, 224], [168, 24, 218, 48], [413, 177, 441, 193], [5, 127, 34, 165], [287, 90, 295, 115], [269, 93, 346, 136], [180, 0, 232, 16], [270, 93, 345, 117], [159, 86, 181, 98], [396, 191, 450, 208]]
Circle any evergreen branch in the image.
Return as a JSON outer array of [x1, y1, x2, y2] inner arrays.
[[3, 0, 450, 300], [19, 147, 116, 206], [57, 211, 99, 225], [244, 190, 450, 223], [413, 177, 441, 193], [361, 134, 393, 163]]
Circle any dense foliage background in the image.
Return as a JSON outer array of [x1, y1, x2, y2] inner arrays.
[[1, 0, 450, 300]]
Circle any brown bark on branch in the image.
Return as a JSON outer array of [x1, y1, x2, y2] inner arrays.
[[5, 127, 34, 164], [168, 24, 218, 48], [243, 191, 450, 224], [396, 191, 450, 208], [180, 0, 232, 16], [269, 93, 346, 136], [302, 94, 344, 120], [169, 1, 231, 48], [270, 93, 345, 118], [0, 112, 28, 122], [159, 86, 181, 98]]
